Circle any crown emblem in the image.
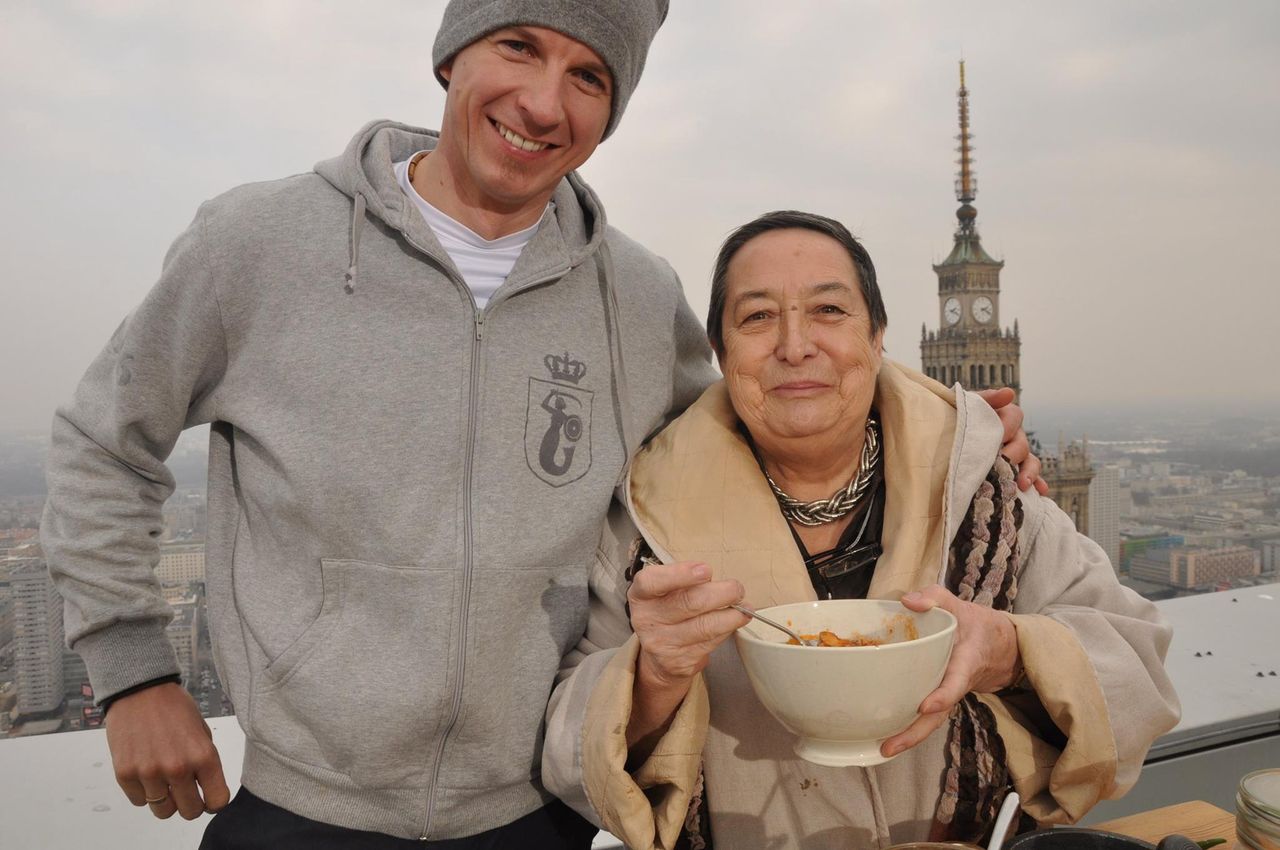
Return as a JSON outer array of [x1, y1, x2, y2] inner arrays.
[[544, 351, 587, 384]]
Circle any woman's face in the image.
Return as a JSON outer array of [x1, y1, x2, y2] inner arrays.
[[718, 228, 883, 450]]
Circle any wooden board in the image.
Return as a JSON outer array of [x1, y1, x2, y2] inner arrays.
[[1094, 800, 1239, 850]]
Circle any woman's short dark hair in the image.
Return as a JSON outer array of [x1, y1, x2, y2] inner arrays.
[[706, 210, 888, 353]]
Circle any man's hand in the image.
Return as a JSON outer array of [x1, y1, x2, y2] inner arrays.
[[880, 586, 1021, 758], [105, 682, 230, 820], [626, 562, 750, 751], [977, 387, 1048, 495]]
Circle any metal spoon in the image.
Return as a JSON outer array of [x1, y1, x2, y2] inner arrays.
[[732, 604, 819, 646]]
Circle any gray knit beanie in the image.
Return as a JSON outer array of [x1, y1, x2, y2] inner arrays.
[[432, 0, 669, 139]]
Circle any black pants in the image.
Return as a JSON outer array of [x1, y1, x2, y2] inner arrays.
[[200, 787, 599, 850]]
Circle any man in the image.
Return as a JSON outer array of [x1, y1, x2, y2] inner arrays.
[[42, 2, 1041, 848]]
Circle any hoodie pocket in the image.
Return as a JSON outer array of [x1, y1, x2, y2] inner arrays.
[[250, 558, 458, 788]]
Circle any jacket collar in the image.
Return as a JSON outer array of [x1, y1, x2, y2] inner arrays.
[[626, 361, 1004, 606], [313, 120, 608, 295]]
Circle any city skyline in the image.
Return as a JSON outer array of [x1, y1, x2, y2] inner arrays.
[[1, 1, 1278, 435], [7, 405, 1277, 739]]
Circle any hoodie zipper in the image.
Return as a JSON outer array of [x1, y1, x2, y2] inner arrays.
[[408, 236, 482, 838], [422, 302, 484, 839], [415, 262, 563, 839]]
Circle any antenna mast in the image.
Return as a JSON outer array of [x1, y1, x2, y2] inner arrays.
[[955, 60, 979, 235]]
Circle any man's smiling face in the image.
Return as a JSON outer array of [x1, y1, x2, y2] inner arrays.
[[436, 26, 613, 220]]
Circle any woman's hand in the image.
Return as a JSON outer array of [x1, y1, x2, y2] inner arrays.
[[626, 561, 750, 754], [977, 387, 1048, 495], [880, 585, 1022, 758]]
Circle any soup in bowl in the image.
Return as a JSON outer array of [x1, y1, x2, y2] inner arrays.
[[734, 598, 957, 767]]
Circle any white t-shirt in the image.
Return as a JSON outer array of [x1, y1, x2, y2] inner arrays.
[[394, 152, 549, 309]]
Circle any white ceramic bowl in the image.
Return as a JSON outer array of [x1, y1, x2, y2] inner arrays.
[[734, 598, 957, 767]]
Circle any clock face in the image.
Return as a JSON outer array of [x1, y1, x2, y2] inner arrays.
[[943, 297, 962, 326], [971, 296, 994, 324]]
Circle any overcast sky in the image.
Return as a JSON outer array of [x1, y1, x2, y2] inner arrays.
[[2, 1, 1278, 436]]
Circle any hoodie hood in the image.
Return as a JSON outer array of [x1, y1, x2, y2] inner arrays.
[[314, 119, 635, 463], [313, 119, 609, 288]]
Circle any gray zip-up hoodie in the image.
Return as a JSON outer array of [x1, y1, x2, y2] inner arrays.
[[41, 120, 717, 839]]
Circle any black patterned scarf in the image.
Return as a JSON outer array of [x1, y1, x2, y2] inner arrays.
[[931, 455, 1027, 843]]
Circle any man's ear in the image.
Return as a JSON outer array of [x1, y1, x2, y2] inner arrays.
[[438, 61, 453, 84]]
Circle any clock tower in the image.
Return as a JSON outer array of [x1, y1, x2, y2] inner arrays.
[[921, 61, 1021, 401], [922, 63, 1095, 533]]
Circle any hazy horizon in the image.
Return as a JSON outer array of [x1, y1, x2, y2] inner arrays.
[[3, 1, 1278, 434]]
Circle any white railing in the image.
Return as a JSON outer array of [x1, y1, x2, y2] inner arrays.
[[3, 585, 1276, 847], [0, 716, 623, 849]]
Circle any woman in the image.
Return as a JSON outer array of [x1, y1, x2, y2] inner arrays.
[[542, 211, 1179, 850]]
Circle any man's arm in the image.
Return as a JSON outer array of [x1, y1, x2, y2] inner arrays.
[[42, 205, 231, 817], [654, 261, 719, 435], [977, 387, 1048, 495]]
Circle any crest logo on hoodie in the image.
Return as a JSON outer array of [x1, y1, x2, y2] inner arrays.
[[526, 352, 593, 487]]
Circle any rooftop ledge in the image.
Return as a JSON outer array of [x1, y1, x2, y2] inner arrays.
[[3, 586, 1277, 847]]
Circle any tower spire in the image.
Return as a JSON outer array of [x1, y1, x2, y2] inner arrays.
[[954, 60, 978, 235]]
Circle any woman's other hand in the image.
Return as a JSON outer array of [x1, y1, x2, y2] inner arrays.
[[880, 585, 1022, 758], [625, 561, 751, 754], [977, 387, 1048, 495]]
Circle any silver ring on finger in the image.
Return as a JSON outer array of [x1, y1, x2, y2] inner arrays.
[[146, 792, 169, 806]]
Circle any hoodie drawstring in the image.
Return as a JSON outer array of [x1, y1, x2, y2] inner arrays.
[[344, 192, 367, 294], [594, 241, 635, 484]]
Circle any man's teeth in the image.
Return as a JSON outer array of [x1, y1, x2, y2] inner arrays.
[[495, 121, 549, 152]]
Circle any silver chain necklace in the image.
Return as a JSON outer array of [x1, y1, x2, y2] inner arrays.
[[763, 418, 881, 527]]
